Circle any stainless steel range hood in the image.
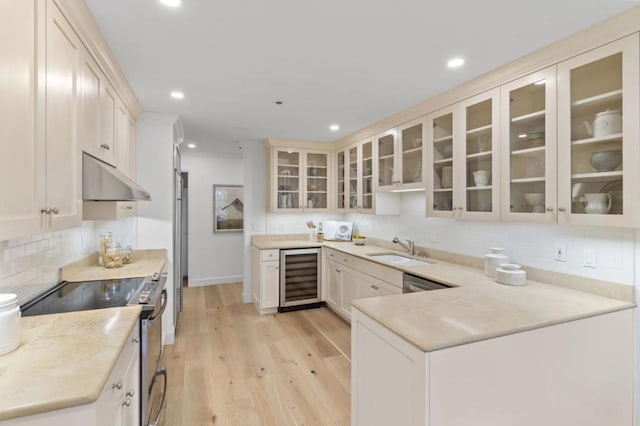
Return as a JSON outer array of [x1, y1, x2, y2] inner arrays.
[[83, 153, 151, 201]]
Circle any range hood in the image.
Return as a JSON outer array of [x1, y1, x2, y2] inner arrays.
[[83, 153, 151, 201]]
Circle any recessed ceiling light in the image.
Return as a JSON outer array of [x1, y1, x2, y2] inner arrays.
[[447, 57, 465, 69], [159, 0, 181, 7], [187, 143, 196, 148], [329, 124, 340, 131], [518, 134, 528, 139], [170, 91, 184, 99], [534, 80, 546, 86]]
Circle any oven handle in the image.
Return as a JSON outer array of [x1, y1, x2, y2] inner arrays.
[[148, 289, 167, 322], [148, 367, 167, 426]]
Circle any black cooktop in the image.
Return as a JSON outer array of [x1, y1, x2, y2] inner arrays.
[[21, 277, 145, 317]]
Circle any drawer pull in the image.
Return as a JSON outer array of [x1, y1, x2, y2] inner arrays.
[[112, 380, 123, 390], [336, 269, 342, 273], [126, 389, 135, 397], [122, 397, 132, 407], [370, 285, 379, 290], [131, 337, 140, 344]]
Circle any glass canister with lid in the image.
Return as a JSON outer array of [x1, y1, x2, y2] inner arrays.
[[104, 242, 124, 268], [122, 246, 133, 264], [99, 232, 113, 266]]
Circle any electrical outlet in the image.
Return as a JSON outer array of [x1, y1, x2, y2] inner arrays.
[[583, 248, 597, 268], [555, 243, 567, 262]]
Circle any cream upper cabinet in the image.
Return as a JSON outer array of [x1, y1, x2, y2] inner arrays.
[[375, 119, 426, 192], [557, 34, 640, 227], [427, 89, 500, 220], [500, 67, 557, 223], [269, 146, 330, 212], [45, 0, 82, 232], [336, 139, 374, 213], [0, 0, 45, 241]]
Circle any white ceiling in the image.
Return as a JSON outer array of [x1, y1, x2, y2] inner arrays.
[[86, 0, 637, 151]]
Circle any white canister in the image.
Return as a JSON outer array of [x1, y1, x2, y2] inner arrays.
[[495, 264, 527, 286], [0, 294, 20, 356], [593, 109, 622, 137], [484, 248, 509, 278]]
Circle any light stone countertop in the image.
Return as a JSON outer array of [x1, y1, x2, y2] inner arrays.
[[252, 239, 323, 250], [62, 249, 167, 282], [253, 237, 635, 352], [0, 306, 142, 420]]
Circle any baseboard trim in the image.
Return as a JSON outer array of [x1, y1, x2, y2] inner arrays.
[[163, 329, 175, 345], [189, 275, 243, 287]]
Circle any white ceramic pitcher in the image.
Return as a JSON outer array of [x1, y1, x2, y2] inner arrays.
[[584, 193, 611, 214]]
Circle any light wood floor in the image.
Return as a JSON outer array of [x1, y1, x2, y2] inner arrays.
[[160, 283, 352, 426]]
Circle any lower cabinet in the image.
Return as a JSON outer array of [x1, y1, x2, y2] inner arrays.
[[352, 307, 634, 426], [0, 325, 141, 426], [326, 259, 357, 320], [251, 247, 280, 314], [356, 273, 401, 299]]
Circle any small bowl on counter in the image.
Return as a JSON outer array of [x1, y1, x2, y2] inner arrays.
[[495, 263, 527, 286], [353, 235, 367, 246]]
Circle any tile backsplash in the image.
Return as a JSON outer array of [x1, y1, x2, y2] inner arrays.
[[0, 217, 139, 304]]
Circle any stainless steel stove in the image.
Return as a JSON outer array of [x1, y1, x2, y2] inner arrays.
[[21, 273, 168, 426]]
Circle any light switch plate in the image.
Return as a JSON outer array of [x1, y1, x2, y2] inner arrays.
[[584, 248, 597, 268], [555, 243, 567, 262]]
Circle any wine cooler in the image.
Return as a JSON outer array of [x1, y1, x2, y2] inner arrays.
[[279, 248, 322, 311]]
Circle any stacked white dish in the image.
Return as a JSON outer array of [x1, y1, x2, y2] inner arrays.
[[484, 248, 509, 278], [495, 264, 527, 286], [0, 293, 20, 356]]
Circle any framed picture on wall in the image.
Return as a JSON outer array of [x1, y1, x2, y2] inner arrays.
[[213, 184, 244, 233]]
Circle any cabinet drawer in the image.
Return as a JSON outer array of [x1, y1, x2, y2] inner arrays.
[[260, 249, 280, 261], [325, 248, 357, 269], [356, 258, 403, 288]]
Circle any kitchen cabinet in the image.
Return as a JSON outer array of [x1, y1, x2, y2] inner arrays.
[[556, 34, 639, 227], [336, 138, 375, 213], [267, 145, 331, 212], [326, 259, 357, 320], [375, 117, 426, 192], [500, 66, 557, 223], [251, 247, 280, 314], [426, 89, 500, 220], [356, 273, 401, 299], [0, 324, 141, 426], [44, 0, 83, 232], [352, 307, 634, 426], [78, 47, 117, 166], [0, 0, 44, 241]]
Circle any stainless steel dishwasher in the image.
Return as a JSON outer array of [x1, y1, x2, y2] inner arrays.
[[403, 273, 451, 293], [279, 248, 322, 312]]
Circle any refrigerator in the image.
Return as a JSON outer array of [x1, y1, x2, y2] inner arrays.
[[173, 144, 182, 329]]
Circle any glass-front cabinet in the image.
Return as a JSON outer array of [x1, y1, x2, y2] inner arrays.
[[336, 139, 374, 213], [426, 89, 500, 219], [271, 147, 330, 212], [500, 67, 557, 223], [375, 119, 425, 192], [557, 34, 639, 227]]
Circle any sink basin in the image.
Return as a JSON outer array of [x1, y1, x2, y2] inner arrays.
[[368, 253, 430, 267]]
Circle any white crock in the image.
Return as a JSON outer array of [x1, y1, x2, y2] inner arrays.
[[0, 294, 20, 356], [484, 248, 509, 278]]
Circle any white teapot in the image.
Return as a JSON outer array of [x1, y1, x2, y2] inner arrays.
[[584, 109, 622, 138]]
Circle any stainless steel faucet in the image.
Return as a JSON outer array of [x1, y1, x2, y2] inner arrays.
[[393, 237, 415, 256]]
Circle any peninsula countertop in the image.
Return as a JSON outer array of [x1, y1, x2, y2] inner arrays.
[[0, 306, 142, 421], [253, 236, 635, 352]]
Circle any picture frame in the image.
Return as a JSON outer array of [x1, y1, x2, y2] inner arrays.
[[213, 184, 244, 233]]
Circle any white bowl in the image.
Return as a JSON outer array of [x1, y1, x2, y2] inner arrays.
[[472, 170, 490, 186], [524, 193, 544, 207], [353, 238, 366, 246], [590, 150, 622, 172]]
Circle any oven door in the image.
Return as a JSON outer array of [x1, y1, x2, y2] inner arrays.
[[147, 367, 167, 426]]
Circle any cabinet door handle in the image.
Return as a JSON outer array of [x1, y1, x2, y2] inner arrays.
[[558, 207, 566, 212], [131, 337, 140, 344], [126, 389, 135, 397], [40, 208, 49, 214], [546, 207, 554, 212], [126, 206, 133, 210], [50, 207, 59, 215], [370, 285, 379, 290], [336, 269, 342, 273], [112, 380, 123, 390], [275, 267, 279, 270], [122, 397, 132, 407]]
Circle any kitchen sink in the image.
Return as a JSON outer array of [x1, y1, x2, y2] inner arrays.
[[367, 253, 430, 267]]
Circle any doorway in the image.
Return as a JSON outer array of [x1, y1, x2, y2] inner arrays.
[[181, 172, 189, 287]]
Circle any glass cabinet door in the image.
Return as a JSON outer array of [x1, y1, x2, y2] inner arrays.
[[276, 150, 301, 209], [376, 130, 397, 189], [558, 34, 639, 227], [427, 109, 455, 216], [336, 150, 346, 210], [305, 152, 328, 209], [501, 67, 556, 222], [361, 140, 374, 211], [460, 89, 500, 218], [399, 120, 425, 187], [348, 145, 359, 209]]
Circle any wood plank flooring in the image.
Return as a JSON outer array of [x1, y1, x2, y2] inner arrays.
[[160, 283, 352, 426]]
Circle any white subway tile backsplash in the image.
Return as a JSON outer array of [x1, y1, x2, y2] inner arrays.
[[18, 236, 31, 245], [10, 245, 25, 260]]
